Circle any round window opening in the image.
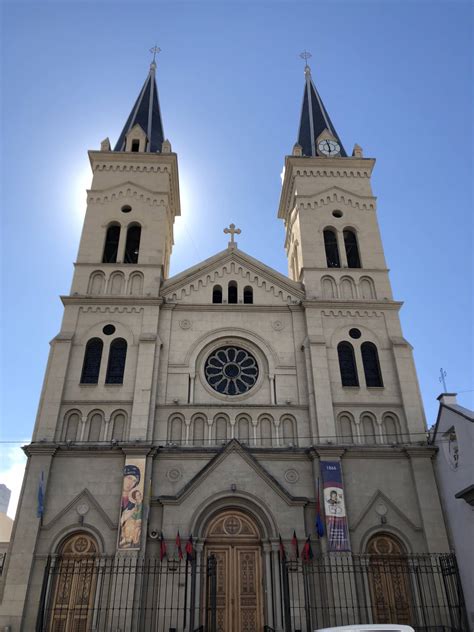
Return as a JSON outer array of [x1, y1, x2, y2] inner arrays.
[[103, 324, 116, 335], [121, 205, 132, 213], [349, 328, 361, 339], [332, 210, 343, 218], [205, 346, 259, 396]]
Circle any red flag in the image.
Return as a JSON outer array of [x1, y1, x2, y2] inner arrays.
[[159, 532, 167, 561], [301, 536, 314, 562], [291, 530, 299, 559], [176, 531, 183, 560], [279, 534, 286, 561], [185, 535, 194, 561]]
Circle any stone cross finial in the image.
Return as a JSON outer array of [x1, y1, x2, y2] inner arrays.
[[224, 223, 241, 245], [300, 50, 312, 70]]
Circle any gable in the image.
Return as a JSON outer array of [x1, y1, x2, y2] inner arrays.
[[161, 248, 304, 305]]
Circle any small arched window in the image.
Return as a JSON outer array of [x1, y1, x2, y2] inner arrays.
[[237, 417, 250, 444], [337, 414, 354, 443], [105, 338, 127, 384], [361, 342, 383, 387], [215, 417, 228, 442], [131, 139, 140, 152], [64, 412, 80, 441], [323, 229, 340, 268], [124, 225, 141, 264], [228, 281, 238, 304], [361, 414, 376, 444], [337, 342, 359, 387], [343, 230, 361, 268], [102, 224, 120, 263], [212, 285, 223, 304], [111, 413, 126, 441], [88, 413, 102, 442], [243, 286, 253, 304], [193, 416, 205, 445], [80, 338, 103, 384]]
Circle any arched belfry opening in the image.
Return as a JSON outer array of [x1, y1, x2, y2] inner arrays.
[[204, 509, 264, 632]]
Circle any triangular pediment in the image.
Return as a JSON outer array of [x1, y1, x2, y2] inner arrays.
[[350, 489, 422, 533], [157, 440, 308, 507], [42, 488, 116, 531], [161, 247, 304, 304]]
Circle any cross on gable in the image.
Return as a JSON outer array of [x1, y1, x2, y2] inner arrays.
[[224, 223, 241, 245]]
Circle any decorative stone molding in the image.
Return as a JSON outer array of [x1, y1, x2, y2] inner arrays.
[[271, 320, 285, 331], [284, 468, 300, 484], [166, 467, 183, 482], [80, 305, 144, 314], [87, 183, 168, 208], [297, 187, 376, 211], [179, 319, 192, 330]]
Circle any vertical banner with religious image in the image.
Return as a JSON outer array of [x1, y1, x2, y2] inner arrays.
[[320, 461, 350, 551], [117, 457, 146, 550]]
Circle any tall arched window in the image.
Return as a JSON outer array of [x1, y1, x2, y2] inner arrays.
[[337, 342, 359, 387], [215, 416, 228, 442], [124, 225, 141, 264], [212, 285, 223, 303], [105, 338, 127, 384], [193, 416, 205, 445], [343, 229, 361, 268], [260, 417, 273, 447], [243, 286, 253, 304], [228, 281, 238, 304], [323, 229, 340, 268], [102, 224, 120, 263], [361, 342, 383, 387], [237, 416, 250, 444], [80, 338, 103, 384], [282, 417, 296, 446]]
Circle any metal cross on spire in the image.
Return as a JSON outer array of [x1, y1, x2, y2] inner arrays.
[[224, 223, 241, 245], [439, 368, 448, 392], [150, 45, 161, 65], [300, 50, 312, 70]]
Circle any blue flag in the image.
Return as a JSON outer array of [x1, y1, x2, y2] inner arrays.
[[315, 477, 325, 538], [37, 471, 45, 518]]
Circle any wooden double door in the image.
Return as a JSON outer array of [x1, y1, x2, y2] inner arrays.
[[205, 511, 264, 632]]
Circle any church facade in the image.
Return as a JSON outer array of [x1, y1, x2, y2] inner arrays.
[[0, 56, 468, 632]]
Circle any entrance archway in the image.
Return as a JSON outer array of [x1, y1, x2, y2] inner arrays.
[[48, 532, 98, 632], [204, 509, 264, 632], [367, 532, 413, 624]]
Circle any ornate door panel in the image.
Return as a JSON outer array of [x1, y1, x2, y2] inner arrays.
[[205, 510, 264, 632], [367, 533, 412, 624], [49, 533, 98, 632]]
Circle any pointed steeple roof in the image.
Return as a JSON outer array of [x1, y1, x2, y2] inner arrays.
[[114, 60, 165, 153], [297, 64, 346, 157]]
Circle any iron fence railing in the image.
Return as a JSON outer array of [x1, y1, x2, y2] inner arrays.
[[36, 551, 468, 632]]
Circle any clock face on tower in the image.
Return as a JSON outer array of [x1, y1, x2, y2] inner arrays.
[[318, 139, 341, 156]]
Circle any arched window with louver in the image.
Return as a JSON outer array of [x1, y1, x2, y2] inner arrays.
[[102, 224, 120, 263], [337, 342, 359, 387], [212, 285, 223, 303], [80, 338, 103, 384], [323, 229, 340, 268], [124, 225, 141, 264], [343, 229, 361, 268], [228, 281, 238, 304], [361, 342, 383, 387], [105, 338, 127, 384]]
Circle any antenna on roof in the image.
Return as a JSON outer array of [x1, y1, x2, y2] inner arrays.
[[439, 368, 448, 392]]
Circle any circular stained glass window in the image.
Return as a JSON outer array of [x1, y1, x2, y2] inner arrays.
[[205, 346, 259, 396]]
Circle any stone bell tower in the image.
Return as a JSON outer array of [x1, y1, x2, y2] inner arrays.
[[278, 56, 426, 441]]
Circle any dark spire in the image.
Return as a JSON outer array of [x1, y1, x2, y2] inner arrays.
[[114, 60, 165, 153], [297, 63, 346, 157]]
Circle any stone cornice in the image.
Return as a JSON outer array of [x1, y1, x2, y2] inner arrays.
[[304, 299, 402, 311], [23, 444, 58, 457], [163, 303, 301, 312], [405, 446, 437, 458], [61, 295, 163, 306]]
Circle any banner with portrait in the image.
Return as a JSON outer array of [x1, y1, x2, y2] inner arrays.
[[320, 461, 350, 551], [117, 457, 146, 550]]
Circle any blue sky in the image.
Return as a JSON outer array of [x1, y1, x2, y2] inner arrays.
[[1, 0, 472, 517]]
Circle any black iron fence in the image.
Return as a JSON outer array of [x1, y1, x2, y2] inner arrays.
[[280, 553, 468, 632], [36, 551, 468, 632]]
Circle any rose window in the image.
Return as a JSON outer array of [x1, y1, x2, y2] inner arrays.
[[205, 346, 259, 395]]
